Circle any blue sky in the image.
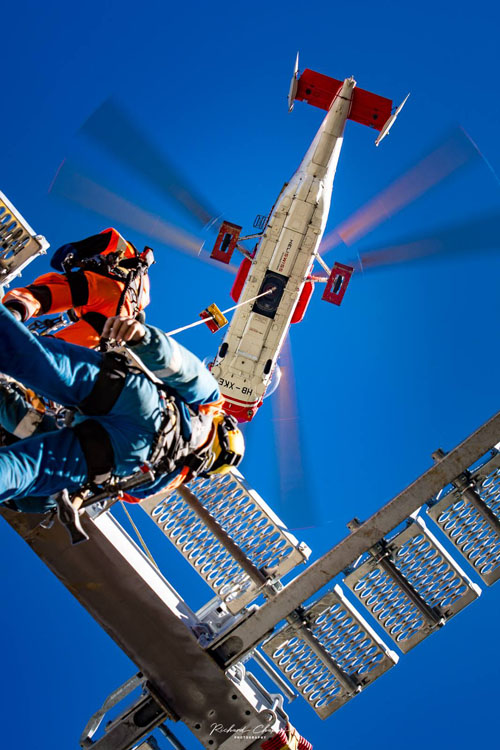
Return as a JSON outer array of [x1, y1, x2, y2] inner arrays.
[[1, 1, 500, 748]]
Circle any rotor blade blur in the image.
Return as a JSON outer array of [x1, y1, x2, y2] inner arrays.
[[352, 211, 500, 272], [49, 159, 212, 260], [79, 98, 219, 228], [272, 336, 319, 529], [320, 127, 482, 255]]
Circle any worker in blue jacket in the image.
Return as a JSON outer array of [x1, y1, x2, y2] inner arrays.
[[0, 304, 244, 513]]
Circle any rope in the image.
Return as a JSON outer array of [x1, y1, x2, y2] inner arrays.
[[166, 287, 274, 336], [120, 500, 160, 570]]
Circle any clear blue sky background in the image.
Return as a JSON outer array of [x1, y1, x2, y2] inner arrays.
[[1, 1, 500, 748]]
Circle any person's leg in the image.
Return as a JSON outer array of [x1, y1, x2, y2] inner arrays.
[[0, 384, 63, 512], [0, 427, 87, 505], [0, 304, 102, 407], [5, 495, 57, 513]]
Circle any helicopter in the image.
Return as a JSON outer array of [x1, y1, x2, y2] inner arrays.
[[46, 58, 497, 524], [207, 58, 409, 422]]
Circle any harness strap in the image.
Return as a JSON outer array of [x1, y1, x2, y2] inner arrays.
[[148, 399, 188, 480], [65, 270, 90, 307], [115, 268, 138, 317], [183, 448, 213, 475], [115, 259, 150, 317], [78, 352, 129, 416], [73, 419, 115, 482], [152, 407, 216, 483], [24, 284, 52, 315], [81, 311, 107, 334]]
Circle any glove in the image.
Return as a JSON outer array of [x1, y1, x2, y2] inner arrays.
[[4, 301, 26, 322]]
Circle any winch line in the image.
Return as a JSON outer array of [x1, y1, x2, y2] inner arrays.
[[166, 287, 275, 336]]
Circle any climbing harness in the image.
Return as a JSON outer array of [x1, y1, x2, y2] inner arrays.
[[54, 347, 217, 545]]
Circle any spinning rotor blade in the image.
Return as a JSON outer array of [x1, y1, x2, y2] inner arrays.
[[351, 210, 500, 272], [49, 159, 228, 265], [272, 336, 319, 529], [79, 98, 219, 228], [320, 127, 482, 255]]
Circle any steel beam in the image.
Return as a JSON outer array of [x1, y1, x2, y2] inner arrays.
[[81, 692, 168, 750], [0, 508, 280, 749], [210, 410, 500, 666]]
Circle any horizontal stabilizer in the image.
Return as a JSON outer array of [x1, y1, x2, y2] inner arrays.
[[295, 69, 393, 132]]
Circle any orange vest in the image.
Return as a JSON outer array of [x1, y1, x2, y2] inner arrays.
[[2, 228, 151, 348]]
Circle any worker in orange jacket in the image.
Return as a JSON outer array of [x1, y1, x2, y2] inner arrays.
[[3, 227, 153, 348], [0, 227, 154, 444]]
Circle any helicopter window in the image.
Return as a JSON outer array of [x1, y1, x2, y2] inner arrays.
[[220, 233, 233, 254], [333, 274, 344, 294], [252, 271, 288, 320]]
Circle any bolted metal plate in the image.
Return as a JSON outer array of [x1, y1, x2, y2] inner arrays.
[[261, 585, 398, 719], [343, 514, 480, 653], [427, 450, 500, 585], [0, 191, 49, 287], [140, 469, 310, 613]]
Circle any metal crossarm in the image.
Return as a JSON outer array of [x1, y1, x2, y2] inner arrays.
[[3, 411, 500, 746], [261, 585, 398, 718], [0, 191, 48, 286], [140, 470, 311, 613], [81, 688, 170, 750], [427, 448, 500, 585], [0, 507, 290, 750], [343, 514, 481, 653], [80, 673, 147, 746]]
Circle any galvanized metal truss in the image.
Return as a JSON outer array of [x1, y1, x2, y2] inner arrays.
[[208, 411, 500, 668], [140, 469, 311, 613], [2, 399, 500, 746], [0, 191, 49, 288]]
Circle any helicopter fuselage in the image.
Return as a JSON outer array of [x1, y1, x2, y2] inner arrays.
[[211, 78, 356, 422]]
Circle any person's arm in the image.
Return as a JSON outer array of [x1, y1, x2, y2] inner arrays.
[[2, 272, 73, 321], [102, 316, 220, 407]]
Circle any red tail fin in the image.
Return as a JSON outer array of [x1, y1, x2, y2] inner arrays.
[[295, 69, 392, 132]]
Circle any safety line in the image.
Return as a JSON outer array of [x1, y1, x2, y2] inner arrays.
[[166, 288, 273, 336], [120, 500, 160, 570]]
